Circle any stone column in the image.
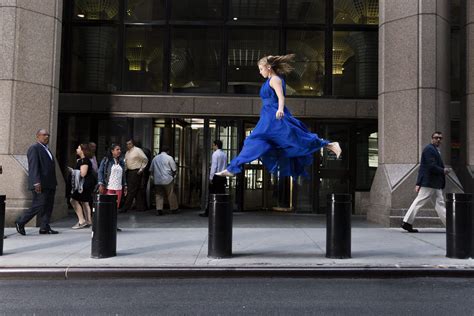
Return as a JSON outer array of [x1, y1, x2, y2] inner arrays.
[[368, 0, 463, 226], [0, 0, 67, 226], [459, 0, 474, 192]]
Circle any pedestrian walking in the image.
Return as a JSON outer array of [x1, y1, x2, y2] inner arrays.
[[98, 144, 127, 232], [150, 146, 179, 216], [69, 144, 96, 229], [401, 131, 449, 233], [199, 139, 227, 217], [123, 139, 148, 212], [15, 129, 58, 235], [216, 54, 341, 178], [97, 144, 128, 210]]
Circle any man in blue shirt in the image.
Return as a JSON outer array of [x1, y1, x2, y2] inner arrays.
[[401, 131, 450, 233], [199, 140, 227, 217]]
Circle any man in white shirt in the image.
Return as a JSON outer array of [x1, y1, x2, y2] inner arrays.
[[150, 145, 179, 216], [199, 140, 227, 217], [123, 139, 148, 212]]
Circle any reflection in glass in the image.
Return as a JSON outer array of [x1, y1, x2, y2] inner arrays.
[[230, 0, 280, 21], [286, 31, 325, 96], [332, 31, 377, 97], [124, 27, 164, 92], [171, 0, 223, 20], [319, 124, 348, 169], [126, 0, 165, 21], [355, 125, 377, 190], [334, 0, 378, 25], [70, 26, 119, 91], [227, 29, 279, 94], [287, 0, 325, 24], [318, 178, 350, 212], [73, 0, 119, 20], [170, 28, 222, 93]]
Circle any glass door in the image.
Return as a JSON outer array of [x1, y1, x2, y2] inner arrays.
[[314, 123, 351, 214]]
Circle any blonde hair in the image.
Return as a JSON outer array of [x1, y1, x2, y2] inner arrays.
[[258, 54, 295, 75]]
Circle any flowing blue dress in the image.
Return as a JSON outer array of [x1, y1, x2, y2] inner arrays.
[[226, 77, 330, 178]]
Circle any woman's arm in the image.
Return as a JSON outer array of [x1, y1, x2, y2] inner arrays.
[[270, 76, 285, 119], [80, 162, 89, 178]]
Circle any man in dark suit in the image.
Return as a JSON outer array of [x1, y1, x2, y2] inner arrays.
[[401, 131, 450, 233], [15, 129, 58, 235]]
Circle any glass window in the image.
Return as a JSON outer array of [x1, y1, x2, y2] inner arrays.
[[227, 29, 279, 94], [171, 0, 223, 20], [287, 0, 325, 24], [332, 31, 378, 97], [124, 27, 164, 92], [73, 0, 120, 20], [126, 0, 166, 21], [230, 0, 280, 21], [69, 26, 120, 92], [286, 30, 325, 96], [334, 0, 378, 25], [170, 28, 222, 93]]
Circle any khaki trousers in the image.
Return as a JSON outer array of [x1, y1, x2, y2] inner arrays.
[[403, 187, 446, 226], [154, 181, 178, 211]]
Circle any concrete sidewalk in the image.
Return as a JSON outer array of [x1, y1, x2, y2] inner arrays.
[[1, 211, 473, 278]]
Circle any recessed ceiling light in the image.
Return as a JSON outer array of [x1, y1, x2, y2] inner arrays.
[[233, 17, 238, 21], [77, 14, 85, 18]]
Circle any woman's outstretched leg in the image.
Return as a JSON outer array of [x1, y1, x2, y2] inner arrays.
[[217, 137, 272, 177]]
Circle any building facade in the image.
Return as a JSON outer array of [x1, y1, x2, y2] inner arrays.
[[0, 0, 472, 226]]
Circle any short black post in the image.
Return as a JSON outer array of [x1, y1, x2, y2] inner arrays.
[[91, 194, 117, 259], [326, 193, 352, 259], [208, 194, 232, 258], [0, 195, 5, 256], [446, 193, 473, 259]]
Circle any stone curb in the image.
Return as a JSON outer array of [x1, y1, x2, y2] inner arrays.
[[1, 266, 474, 279]]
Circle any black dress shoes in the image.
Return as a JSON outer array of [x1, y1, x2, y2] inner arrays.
[[15, 221, 26, 235], [401, 222, 419, 233], [198, 212, 208, 217], [156, 210, 164, 216], [39, 228, 59, 235]]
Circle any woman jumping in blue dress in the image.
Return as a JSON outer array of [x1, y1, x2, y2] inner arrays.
[[216, 54, 341, 178]]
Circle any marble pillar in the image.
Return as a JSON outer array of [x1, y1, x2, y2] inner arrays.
[[0, 0, 67, 226], [459, 0, 474, 192], [368, 0, 463, 226]]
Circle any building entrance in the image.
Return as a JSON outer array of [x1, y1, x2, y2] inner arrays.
[[58, 114, 377, 214]]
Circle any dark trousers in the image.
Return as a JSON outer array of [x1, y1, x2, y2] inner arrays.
[[123, 169, 146, 211], [18, 189, 56, 230], [211, 175, 226, 194], [204, 175, 226, 214]]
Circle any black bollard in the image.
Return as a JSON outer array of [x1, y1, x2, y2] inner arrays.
[[91, 194, 117, 259], [0, 195, 5, 256], [446, 193, 473, 259], [326, 193, 352, 259], [208, 194, 232, 258]]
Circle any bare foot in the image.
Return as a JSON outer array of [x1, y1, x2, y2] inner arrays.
[[327, 142, 342, 159], [215, 169, 234, 177]]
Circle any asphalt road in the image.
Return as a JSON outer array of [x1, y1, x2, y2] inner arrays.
[[1, 278, 473, 315]]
